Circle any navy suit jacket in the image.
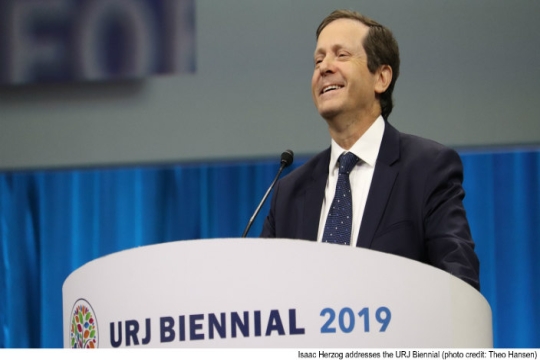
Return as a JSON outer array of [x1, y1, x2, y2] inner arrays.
[[261, 122, 480, 290]]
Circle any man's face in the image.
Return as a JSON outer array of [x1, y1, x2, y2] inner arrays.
[[311, 19, 379, 121]]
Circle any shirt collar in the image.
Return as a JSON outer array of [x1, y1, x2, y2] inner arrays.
[[329, 115, 385, 171]]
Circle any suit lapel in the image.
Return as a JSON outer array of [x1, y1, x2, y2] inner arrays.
[[300, 149, 330, 241], [357, 122, 400, 248]]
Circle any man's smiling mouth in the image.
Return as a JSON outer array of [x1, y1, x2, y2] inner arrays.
[[321, 85, 344, 94]]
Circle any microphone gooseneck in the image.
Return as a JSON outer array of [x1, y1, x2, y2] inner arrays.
[[241, 150, 294, 238]]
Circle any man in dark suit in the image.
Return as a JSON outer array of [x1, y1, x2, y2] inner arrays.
[[260, 9, 480, 290]]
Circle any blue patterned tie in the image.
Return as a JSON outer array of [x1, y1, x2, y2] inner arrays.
[[322, 152, 359, 245]]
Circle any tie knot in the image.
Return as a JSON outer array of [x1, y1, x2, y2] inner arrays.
[[338, 152, 359, 175]]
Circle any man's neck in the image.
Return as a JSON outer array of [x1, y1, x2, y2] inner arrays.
[[326, 112, 380, 150]]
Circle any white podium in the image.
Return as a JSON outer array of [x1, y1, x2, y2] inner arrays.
[[63, 238, 492, 348]]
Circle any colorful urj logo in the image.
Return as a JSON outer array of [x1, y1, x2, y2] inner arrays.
[[70, 299, 98, 348]]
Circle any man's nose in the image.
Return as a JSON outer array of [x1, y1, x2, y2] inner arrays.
[[318, 57, 334, 75]]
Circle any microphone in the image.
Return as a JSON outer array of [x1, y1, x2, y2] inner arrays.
[[241, 150, 294, 237]]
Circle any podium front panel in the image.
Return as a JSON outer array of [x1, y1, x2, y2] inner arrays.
[[63, 238, 492, 348]]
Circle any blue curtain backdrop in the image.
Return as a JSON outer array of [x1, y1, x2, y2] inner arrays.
[[1, 149, 539, 348]]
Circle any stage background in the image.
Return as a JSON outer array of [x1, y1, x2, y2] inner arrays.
[[1, 0, 540, 170], [1, 0, 539, 349]]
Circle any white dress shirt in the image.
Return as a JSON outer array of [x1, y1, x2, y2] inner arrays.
[[317, 116, 385, 246]]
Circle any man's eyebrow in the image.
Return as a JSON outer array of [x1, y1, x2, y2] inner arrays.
[[314, 48, 325, 57], [314, 43, 349, 56]]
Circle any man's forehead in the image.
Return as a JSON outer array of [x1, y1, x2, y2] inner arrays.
[[314, 19, 368, 54]]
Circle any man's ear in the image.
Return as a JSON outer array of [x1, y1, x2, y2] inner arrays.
[[374, 65, 392, 94]]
